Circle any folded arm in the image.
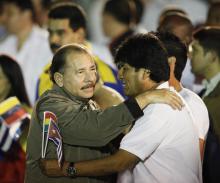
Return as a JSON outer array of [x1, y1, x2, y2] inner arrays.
[[40, 149, 139, 177]]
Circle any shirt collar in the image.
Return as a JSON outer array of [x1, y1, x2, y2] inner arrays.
[[202, 72, 220, 97], [156, 81, 170, 89], [203, 72, 220, 86]]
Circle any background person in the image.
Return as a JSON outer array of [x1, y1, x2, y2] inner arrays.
[[0, 0, 52, 105], [0, 54, 31, 183], [36, 2, 126, 109], [153, 31, 209, 160], [191, 27, 220, 183]]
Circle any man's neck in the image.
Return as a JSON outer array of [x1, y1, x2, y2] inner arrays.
[[143, 81, 164, 94], [131, 81, 165, 98], [169, 77, 182, 92], [151, 81, 164, 90]]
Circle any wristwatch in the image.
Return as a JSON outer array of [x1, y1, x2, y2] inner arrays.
[[66, 162, 77, 178]]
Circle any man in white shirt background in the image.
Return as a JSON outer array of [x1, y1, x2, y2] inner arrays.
[[0, 0, 52, 105], [191, 27, 220, 183], [41, 33, 202, 183], [153, 31, 209, 160]]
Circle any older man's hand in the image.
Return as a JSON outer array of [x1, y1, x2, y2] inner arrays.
[[39, 158, 64, 177]]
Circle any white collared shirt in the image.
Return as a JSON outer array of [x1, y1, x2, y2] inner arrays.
[[179, 87, 209, 140], [118, 82, 202, 183], [0, 25, 53, 105]]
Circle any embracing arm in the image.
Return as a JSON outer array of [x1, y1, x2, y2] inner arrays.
[[38, 96, 142, 147], [40, 149, 139, 177], [38, 89, 183, 147], [135, 89, 183, 110]]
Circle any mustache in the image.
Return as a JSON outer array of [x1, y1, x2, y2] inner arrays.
[[81, 82, 95, 90], [50, 43, 61, 52]]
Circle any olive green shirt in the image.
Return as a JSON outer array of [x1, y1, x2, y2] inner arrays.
[[25, 85, 142, 183]]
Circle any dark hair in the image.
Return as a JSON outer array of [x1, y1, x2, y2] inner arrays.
[[3, 0, 34, 13], [48, 2, 86, 31], [41, 0, 54, 10], [0, 55, 31, 106], [133, 0, 144, 24], [50, 44, 89, 83], [152, 31, 187, 81], [159, 7, 187, 24], [103, 0, 142, 25], [194, 27, 220, 58], [3, 0, 35, 20], [115, 33, 169, 82]]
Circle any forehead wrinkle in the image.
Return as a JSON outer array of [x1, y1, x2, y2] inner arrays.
[[64, 51, 94, 70]]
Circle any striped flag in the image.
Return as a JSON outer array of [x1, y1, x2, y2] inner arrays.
[[0, 97, 30, 152], [42, 111, 63, 167], [48, 120, 63, 167]]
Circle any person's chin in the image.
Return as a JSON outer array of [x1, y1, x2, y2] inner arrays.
[[82, 92, 94, 99]]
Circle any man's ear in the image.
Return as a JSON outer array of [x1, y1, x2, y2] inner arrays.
[[208, 50, 218, 63], [54, 72, 64, 87], [142, 69, 151, 80], [168, 56, 176, 73]]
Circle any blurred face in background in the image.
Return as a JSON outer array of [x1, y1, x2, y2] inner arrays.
[[102, 12, 115, 38], [0, 65, 11, 102], [102, 12, 126, 39], [48, 18, 84, 54], [4, 3, 30, 34], [190, 40, 210, 77]]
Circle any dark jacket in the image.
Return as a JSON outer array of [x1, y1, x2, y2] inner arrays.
[[25, 85, 143, 183], [203, 81, 220, 183]]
